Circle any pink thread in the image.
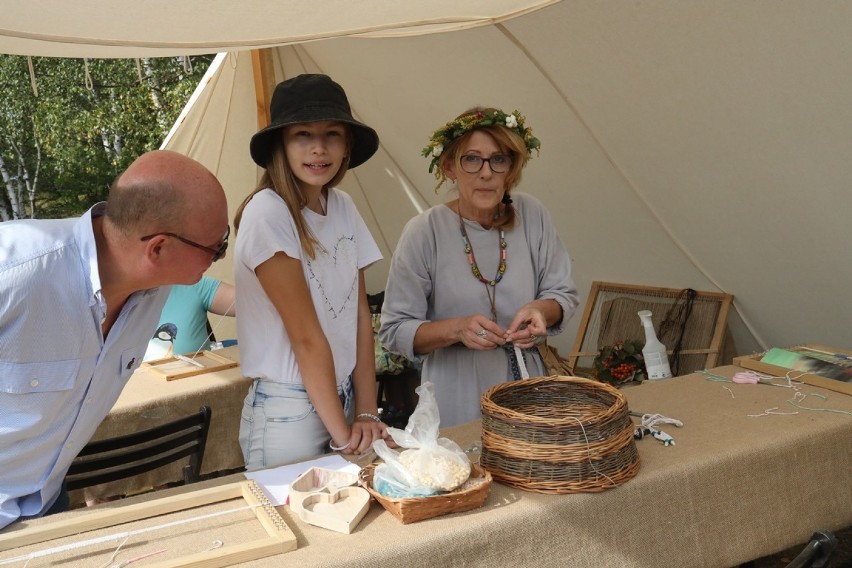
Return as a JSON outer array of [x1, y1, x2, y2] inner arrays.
[[732, 371, 760, 384]]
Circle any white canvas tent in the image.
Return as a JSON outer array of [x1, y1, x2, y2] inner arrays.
[[5, 0, 852, 356]]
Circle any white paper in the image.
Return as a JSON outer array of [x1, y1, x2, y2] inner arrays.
[[244, 454, 361, 506]]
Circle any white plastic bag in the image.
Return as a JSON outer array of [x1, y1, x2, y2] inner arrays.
[[372, 382, 471, 496]]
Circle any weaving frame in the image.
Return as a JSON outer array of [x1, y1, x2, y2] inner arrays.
[[568, 281, 734, 376]]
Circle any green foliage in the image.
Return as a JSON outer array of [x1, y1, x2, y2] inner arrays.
[[0, 54, 214, 220]]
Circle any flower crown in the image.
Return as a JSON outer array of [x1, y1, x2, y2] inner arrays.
[[422, 109, 541, 179]]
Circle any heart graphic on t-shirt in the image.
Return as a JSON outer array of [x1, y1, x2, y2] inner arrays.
[[306, 234, 358, 319]]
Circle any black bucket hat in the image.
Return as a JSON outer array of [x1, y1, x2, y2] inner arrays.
[[249, 74, 379, 169]]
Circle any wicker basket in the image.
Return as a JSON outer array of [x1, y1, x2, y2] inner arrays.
[[480, 375, 640, 494], [358, 462, 491, 524]]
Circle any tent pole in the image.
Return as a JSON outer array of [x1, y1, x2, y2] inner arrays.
[[251, 49, 275, 129]]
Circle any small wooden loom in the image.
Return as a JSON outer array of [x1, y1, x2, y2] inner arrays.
[[142, 350, 238, 381], [0, 481, 297, 567]]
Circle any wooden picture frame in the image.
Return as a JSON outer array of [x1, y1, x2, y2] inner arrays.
[[0, 481, 297, 567], [142, 350, 238, 381]]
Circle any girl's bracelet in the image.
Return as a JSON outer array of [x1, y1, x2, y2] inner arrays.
[[329, 439, 351, 451], [356, 412, 382, 423]]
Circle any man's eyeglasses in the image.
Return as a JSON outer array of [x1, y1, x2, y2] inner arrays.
[[459, 154, 512, 174], [140, 225, 230, 262]]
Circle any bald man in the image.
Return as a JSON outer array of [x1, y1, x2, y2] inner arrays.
[[0, 150, 229, 530]]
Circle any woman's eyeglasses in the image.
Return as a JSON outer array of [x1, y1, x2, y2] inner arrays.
[[459, 154, 512, 174], [140, 226, 230, 262]]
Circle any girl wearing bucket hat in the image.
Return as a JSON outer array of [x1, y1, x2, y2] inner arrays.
[[379, 107, 580, 427], [233, 74, 389, 467]]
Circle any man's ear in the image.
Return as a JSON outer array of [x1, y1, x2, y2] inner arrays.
[[143, 235, 167, 260]]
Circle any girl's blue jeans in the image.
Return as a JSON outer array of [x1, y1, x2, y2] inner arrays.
[[239, 377, 353, 470]]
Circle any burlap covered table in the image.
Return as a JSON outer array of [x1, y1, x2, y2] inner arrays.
[[8, 365, 851, 568]]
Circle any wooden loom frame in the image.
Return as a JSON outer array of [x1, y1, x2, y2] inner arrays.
[[0, 481, 297, 567], [567, 281, 734, 373], [142, 350, 238, 381]]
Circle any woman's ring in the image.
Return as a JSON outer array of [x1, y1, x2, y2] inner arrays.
[[476, 329, 487, 337]]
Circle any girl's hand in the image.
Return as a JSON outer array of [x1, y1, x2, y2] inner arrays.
[[329, 427, 354, 454], [459, 314, 506, 350], [345, 414, 395, 454]]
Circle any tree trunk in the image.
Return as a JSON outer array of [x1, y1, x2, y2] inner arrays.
[[141, 57, 171, 132], [0, 155, 17, 221], [9, 135, 39, 219]]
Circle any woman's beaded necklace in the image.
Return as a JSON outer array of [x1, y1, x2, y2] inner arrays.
[[457, 204, 507, 322]]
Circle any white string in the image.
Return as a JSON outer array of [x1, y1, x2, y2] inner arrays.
[[0, 503, 258, 566], [639, 413, 683, 430], [108, 548, 166, 568], [175, 353, 205, 368], [753, 370, 805, 388], [97, 536, 129, 568], [570, 416, 618, 488], [202, 540, 224, 552], [748, 407, 799, 417], [640, 413, 682, 446], [188, 297, 237, 361], [514, 344, 530, 379], [787, 391, 852, 417], [630, 412, 682, 446]]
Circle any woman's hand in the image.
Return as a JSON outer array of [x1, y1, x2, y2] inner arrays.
[[459, 314, 507, 350], [506, 306, 548, 349]]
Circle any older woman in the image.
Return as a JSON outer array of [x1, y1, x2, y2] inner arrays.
[[379, 107, 579, 426]]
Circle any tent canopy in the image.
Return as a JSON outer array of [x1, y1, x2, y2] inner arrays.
[[0, 0, 556, 57], [6, 1, 852, 355]]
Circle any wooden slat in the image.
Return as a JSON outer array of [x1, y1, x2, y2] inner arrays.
[[251, 49, 275, 130]]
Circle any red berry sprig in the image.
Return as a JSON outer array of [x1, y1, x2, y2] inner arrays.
[[592, 340, 646, 386], [611, 362, 636, 381]]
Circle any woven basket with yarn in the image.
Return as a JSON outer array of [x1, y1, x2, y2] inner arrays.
[[479, 375, 640, 494]]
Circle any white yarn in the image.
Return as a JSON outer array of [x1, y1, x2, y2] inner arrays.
[[639, 413, 683, 430], [514, 345, 530, 379], [189, 297, 237, 361], [570, 417, 618, 487], [633, 413, 683, 446]]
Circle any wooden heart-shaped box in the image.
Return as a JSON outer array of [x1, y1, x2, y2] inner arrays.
[[298, 486, 371, 534], [289, 467, 360, 514]]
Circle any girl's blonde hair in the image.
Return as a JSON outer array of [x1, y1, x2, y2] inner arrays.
[[234, 125, 353, 259]]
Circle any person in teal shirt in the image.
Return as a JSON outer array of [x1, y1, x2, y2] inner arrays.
[[144, 276, 236, 359]]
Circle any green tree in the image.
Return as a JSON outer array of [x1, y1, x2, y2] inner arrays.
[[0, 54, 214, 220]]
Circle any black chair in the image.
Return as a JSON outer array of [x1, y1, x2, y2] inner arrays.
[[65, 405, 212, 491], [739, 530, 839, 568], [785, 530, 838, 568]]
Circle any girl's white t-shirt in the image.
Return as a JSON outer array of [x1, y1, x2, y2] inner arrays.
[[235, 187, 382, 386]]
